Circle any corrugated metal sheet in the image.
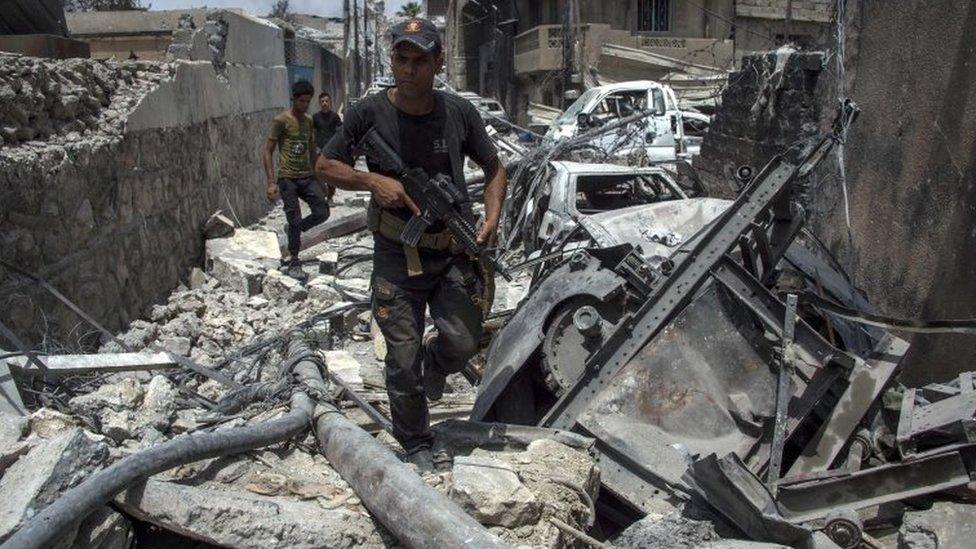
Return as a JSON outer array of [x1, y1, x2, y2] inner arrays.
[[0, 0, 68, 36]]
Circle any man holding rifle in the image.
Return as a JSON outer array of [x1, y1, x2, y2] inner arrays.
[[318, 18, 507, 471]]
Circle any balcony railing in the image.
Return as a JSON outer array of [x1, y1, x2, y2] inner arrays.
[[514, 24, 589, 75]]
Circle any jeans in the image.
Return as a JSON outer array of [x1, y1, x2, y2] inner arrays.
[[278, 177, 329, 257]]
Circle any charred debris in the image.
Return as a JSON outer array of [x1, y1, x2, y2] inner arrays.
[[2, 93, 976, 549]]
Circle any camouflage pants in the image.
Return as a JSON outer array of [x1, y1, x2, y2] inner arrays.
[[371, 250, 484, 452]]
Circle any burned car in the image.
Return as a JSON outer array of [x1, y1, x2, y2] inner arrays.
[[516, 161, 698, 257]]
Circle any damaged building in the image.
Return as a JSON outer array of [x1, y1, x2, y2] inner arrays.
[[1, 0, 976, 548]]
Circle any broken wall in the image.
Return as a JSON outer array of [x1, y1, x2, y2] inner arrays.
[[0, 11, 288, 347], [697, 0, 976, 385]]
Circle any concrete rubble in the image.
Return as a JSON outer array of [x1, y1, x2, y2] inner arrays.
[[0, 53, 172, 148], [0, 428, 109, 540], [3, 105, 976, 548], [0, 194, 602, 547]]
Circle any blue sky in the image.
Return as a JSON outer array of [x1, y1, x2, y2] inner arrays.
[[148, 0, 415, 17]]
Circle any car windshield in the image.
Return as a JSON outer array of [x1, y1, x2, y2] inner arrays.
[[555, 88, 601, 124]]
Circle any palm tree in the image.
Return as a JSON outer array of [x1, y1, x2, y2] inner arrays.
[[397, 2, 423, 18], [269, 0, 290, 19]]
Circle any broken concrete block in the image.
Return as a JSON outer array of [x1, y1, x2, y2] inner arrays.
[[0, 412, 31, 473], [176, 295, 207, 317], [99, 408, 137, 444], [262, 270, 309, 303], [246, 295, 270, 309], [317, 251, 339, 275], [308, 278, 343, 304], [292, 211, 369, 252], [324, 351, 364, 392], [70, 378, 144, 417], [450, 455, 541, 528], [205, 229, 280, 266], [163, 312, 204, 340], [28, 407, 77, 439], [157, 336, 192, 357], [116, 479, 385, 548], [203, 211, 235, 239], [197, 379, 226, 402], [116, 319, 159, 350], [210, 256, 265, 296], [0, 441, 31, 474], [0, 360, 26, 416], [189, 267, 209, 290], [7, 352, 178, 376], [0, 412, 26, 448], [142, 375, 177, 412], [171, 409, 199, 434], [898, 500, 976, 548], [0, 428, 110, 540]]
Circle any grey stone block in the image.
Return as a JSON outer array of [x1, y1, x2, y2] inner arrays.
[[210, 256, 265, 296], [899, 500, 976, 549], [115, 479, 384, 548], [0, 428, 110, 540], [262, 270, 308, 303], [450, 455, 541, 528]]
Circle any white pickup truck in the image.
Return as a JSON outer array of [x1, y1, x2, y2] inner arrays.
[[545, 80, 706, 162]]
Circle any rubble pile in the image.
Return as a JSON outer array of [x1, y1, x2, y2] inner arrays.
[[0, 191, 601, 548], [0, 53, 173, 148]]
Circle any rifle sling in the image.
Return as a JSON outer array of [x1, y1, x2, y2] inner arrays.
[[375, 210, 460, 276]]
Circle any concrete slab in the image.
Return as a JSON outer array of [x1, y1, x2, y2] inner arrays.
[[115, 479, 384, 548], [6, 352, 178, 375]]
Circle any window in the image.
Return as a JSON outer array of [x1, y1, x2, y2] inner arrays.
[[574, 173, 680, 214], [592, 90, 648, 121], [638, 0, 671, 32], [555, 88, 601, 124]]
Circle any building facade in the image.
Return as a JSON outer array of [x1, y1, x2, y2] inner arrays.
[[734, 0, 835, 61]]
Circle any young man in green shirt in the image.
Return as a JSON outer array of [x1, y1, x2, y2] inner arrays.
[[262, 80, 330, 278]]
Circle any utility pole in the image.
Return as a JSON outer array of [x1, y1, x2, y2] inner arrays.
[[374, 2, 382, 77], [560, 0, 576, 108], [364, 0, 371, 84], [353, 0, 361, 97], [343, 0, 351, 101]]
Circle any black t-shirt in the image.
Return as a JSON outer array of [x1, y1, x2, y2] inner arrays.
[[313, 111, 342, 150], [322, 89, 497, 228]]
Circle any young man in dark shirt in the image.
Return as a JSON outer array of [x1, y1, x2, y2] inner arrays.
[[262, 80, 330, 278], [318, 18, 507, 471], [312, 92, 342, 155]]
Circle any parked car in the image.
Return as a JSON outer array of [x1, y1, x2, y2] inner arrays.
[[452, 91, 511, 131], [478, 98, 511, 131], [545, 80, 692, 163]]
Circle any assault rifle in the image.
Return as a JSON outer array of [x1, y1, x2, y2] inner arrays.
[[356, 127, 512, 281]]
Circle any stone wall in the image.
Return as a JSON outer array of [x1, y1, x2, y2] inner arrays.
[[696, 0, 976, 385], [696, 47, 831, 198], [0, 11, 288, 348], [1, 108, 276, 343]]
